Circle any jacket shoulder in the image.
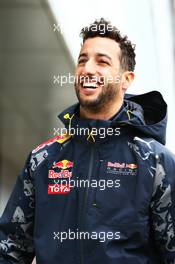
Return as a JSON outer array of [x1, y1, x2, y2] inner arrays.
[[31, 134, 72, 154], [129, 135, 175, 164], [29, 134, 72, 172]]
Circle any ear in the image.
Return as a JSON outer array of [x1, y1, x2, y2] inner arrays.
[[121, 71, 135, 93]]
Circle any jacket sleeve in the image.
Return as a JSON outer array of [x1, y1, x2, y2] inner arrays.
[[0, 153, 35, 264], [151, 151, 175, 264]]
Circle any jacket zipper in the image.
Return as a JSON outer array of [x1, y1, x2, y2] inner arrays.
[[92, 159, 103, 207], [79, 144, 95, 264]]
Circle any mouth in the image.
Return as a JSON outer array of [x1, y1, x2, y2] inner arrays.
[[76, 76, 104, 96], [82, 82, 98, 89]]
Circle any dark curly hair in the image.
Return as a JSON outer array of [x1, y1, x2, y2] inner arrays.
[[80, 18, 136, 71]]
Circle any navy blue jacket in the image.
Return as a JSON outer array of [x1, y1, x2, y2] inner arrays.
[[1, 91, 175, 264]]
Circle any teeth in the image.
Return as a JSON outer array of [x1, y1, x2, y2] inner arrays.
[[83, 82, 98, 88]]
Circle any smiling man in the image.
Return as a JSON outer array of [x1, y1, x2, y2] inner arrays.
[[75, 29, 134, 120], [0, 18, 175, 264]]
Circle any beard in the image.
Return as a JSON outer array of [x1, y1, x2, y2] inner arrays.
[[74, 82, 120, 112]]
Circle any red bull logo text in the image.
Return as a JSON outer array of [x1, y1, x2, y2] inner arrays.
[[48, 159, 74, 179], [107, 162, 137, 169], [107, 161, 138, 176], [48, 170, 72, 179]]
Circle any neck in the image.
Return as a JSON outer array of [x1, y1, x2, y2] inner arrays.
[[80, 99, 123, 120]]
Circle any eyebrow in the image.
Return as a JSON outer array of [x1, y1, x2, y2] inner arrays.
[[96, 53, 112, 61], [78, 52, 112, 61], [78, 53, 87, 60]]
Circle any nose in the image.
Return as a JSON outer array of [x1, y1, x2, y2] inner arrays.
[[82, 59, 97, 76]]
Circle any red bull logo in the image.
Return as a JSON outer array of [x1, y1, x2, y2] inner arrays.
[[48, 170, 72, 179], [49, 159, 74, 179], [52, 159, 74, 170], [107, 162, 137, 169], [107, 161, 138, 176]]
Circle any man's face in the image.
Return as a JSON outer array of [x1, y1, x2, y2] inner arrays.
[[74, 37, 123, 111]]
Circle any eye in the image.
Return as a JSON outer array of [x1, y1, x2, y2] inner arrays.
[[78, 58, 87, 64], [98, 60, 110, 65]]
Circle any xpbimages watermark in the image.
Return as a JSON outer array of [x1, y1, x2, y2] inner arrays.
[[53, 126, 121, 138], [53, 229, 121, 243], [53, 22, 118, 35], [53, 73, 121, 86], [48, 178, 121, 190]]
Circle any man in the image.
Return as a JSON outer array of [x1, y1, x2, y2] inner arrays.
[[0, 18, 175, 264]]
